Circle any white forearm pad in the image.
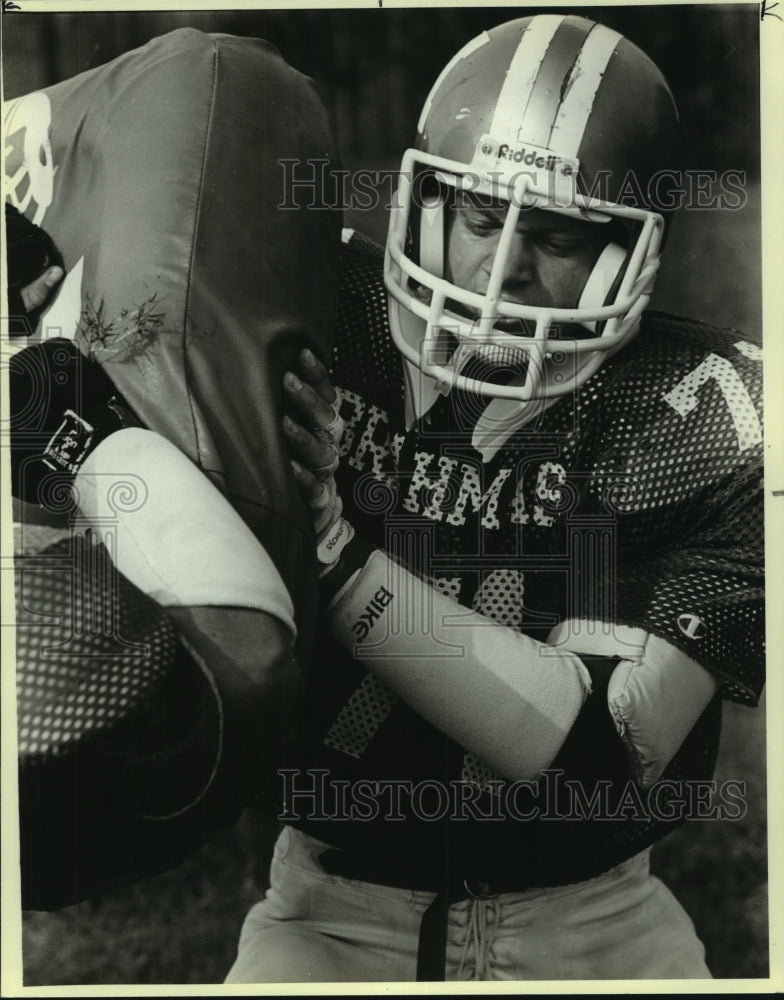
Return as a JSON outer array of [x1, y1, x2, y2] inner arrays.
[[328, 549, 591, 782], [547, 620, 719, 788], [74, 428, 296, 638]]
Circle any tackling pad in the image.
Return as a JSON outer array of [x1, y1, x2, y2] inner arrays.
[[5, 29, 341, 907], [5, 27, 341, 660]]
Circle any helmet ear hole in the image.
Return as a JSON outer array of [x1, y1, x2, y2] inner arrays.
[[419, 192, 447, 278], [578, 242, 628, 333]]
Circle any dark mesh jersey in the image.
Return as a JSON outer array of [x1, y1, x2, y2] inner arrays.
[[284, 230, 764, 889]]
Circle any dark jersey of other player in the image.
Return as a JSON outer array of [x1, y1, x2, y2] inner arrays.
[[281, 230, 764, 892]]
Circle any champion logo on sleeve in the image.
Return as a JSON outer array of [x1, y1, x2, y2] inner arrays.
[[677, 614, 706, 640]]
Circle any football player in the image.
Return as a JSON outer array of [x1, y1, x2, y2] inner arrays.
[[225, 13, 764, 983]]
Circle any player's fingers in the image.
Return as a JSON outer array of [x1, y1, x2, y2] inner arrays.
[[290, 459, 325, 503], [298, 348, 337, 407], [283, 370, 343, 448], [299, 350, 345, 445], [19, 266, 64, 313], [283, 371, 333, 428], [283, 414, 336, 475], [291, 461, 342, 537]]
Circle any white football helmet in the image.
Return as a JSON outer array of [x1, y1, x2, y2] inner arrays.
[[384, 14, 680, 422]]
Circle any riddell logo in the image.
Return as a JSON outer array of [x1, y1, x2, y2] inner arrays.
[[496, 145, 570, 172], [476, 135, 577, 178]]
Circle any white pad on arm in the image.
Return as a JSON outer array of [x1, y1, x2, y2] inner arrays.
[[74, 428, 296, 638], [327, 549, 591, 783], [547, 619, 718, 788]]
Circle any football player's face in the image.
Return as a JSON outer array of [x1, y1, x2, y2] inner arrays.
[[444, 197, 606, 313]]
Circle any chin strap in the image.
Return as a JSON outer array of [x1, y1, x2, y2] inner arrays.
[[470, 393, 553, 461], [404, 351, 555, 462], [419, 192, 447, 276], [577, 241, 628, 332]]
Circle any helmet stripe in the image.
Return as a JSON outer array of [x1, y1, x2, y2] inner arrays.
[[417, 31, 490, 135], [549, 23, 623, 157], [488, 14, 564, 145], [516, 16, 595, 149]]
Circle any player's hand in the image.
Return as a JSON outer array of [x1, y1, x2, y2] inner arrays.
[[283, 347, 342, 482], [283, 350, 348, 572], [19, 266, 64, 313], [6, 203, 64, 319]]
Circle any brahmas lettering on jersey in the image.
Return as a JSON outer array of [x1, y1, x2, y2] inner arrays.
[[283, 230, 763, 885]]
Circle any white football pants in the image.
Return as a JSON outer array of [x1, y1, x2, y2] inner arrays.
[[225, 824, 712, 983]]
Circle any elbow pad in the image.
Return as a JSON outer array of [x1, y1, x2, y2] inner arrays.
[[548, 620, 719, 787], [74, 428, 296, 638]]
